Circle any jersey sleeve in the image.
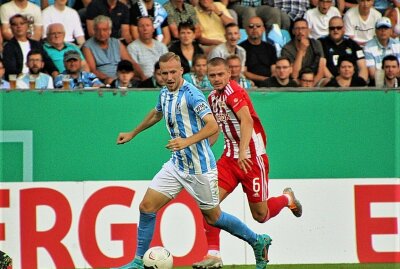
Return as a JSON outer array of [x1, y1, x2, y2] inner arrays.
[[189, 88, 212, 119], [226, 87, 248, 114]]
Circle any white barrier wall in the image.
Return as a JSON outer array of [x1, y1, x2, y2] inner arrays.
[[0, 178, 399, 268]]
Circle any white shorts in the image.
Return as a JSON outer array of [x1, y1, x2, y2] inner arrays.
[[149, 160, 220, 210]]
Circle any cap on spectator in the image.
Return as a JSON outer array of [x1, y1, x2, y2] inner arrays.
[[117, 60, 134, 72], [376, 17, 392, 29], [64, 50, 81, 61]]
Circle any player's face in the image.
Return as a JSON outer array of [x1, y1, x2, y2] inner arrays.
[[318, 0, 332, 14], [383, 60, 399, 79], [193, 58, 208, 77], [225, 26, 240, 46], [339, 60, 355, 79], [275, 59, 292, 80], [328, 18, 345, 42], [27, 54, 44, 75], [160, 59, 183, 92], [208, 63, 231, 91]]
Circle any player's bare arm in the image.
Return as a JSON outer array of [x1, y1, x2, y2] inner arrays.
[[117, 109, 163, 144], [236, 105, 254, 173], [166, 114, 219, 151], [208, 128, 220, 146]]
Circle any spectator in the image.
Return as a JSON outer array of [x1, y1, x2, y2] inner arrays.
[[385, 5, 400, 39], [208, 23, 246, 68], [129, 0, 170, 45], [380, 54, 400, 87], [239, 16, 277, 86], [281, 18, 326, 85], [269, 0, 310, 22], [0, 28, 3, 54], [325, 54, 367, 86], [44, 23, 89, 73], [3, 14, 58, 79], [86, 0, 131, 43], [163, 0, 201, 39], [304, 0, 341, 39], [0, 0, 43, 41], [343, 0, 381, 46], [319, 16, 368, 81], [138, 61, 165, 88], [168, 22, 204, 74], [195, 0, 234, 46], [0, 58, 10, 89], [259, 56, 298, 87], [364, 17, 400, 79], [183, 54, 213, 89], [109, 60, 138, 88], [227, 0, 290, 30], [127, 16, 168, 78], [299, 67, 315, 87], [16, 50, 54, 89], [54, 50, 103, 89], [82, 15, 146, 85], [226, 54, 253, 89], [42, 0, 85, 46]]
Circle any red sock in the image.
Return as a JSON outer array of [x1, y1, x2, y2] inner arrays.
[[203, 216, 221, 251], [263, 195, 289, 222]]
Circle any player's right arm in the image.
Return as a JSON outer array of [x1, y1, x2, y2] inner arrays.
[[116, 109, 163, 144]]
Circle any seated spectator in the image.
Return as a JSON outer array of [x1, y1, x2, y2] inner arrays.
[[44, 23, 89, 73], [228, 0, 290, 30], [259, 56, 298, 87], [16, 50, 54, 89], [54, 50, 103, 89], [168, 22, 204, 74], [195, 0, 234, 46], [325, 55, 367, 86], [343, 0, 381, 46], [379, 54, 400, 87], [86, 0, 131, 43], [163, 0, 201, 39], [269, 0, 310, 23], [319, 16, 368, 81], [127, 16, 168, 78], [0, 0, 43, 41], [0, 58, 10, 89], [239, 16, 277, 86], [299, 67, 315, 87], [82, 15, 146, 85], [226, 54, 253, 89], [110, 60, 139, 88], [208, 23, 246, 68], [3, 14, 58, 79], [42, 0, 85, 46], [385, 6, 400, 39], [129, 0, 170, 45], [364, 17, 400, 80], [304, 0, 341, 39], [138, 61, 165, 88], [183, 54, 213, 89], [281, 18, 327, 86]]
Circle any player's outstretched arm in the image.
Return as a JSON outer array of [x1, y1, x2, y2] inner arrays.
[[117, 109, 163, 145], [166, 113, 218, 151], [236, 106, 254, 173]]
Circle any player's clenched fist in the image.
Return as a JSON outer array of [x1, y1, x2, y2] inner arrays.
[[116, 132, 134, 144]]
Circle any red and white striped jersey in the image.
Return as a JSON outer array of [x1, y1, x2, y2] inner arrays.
[[208, 80, 267, 159]]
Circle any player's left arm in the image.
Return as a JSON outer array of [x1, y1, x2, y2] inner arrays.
[[236, 106, 254, 173], [166, 113, 218, 151]]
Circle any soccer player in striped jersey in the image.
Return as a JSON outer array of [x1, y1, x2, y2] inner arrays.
[[192, 57, 303, 269], [115, 52, 272, 269]]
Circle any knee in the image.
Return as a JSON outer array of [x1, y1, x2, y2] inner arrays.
[[139, 200, 156, 213], [252, 210, 268, 223]]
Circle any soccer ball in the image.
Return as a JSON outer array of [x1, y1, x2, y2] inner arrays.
[[142, 246, 173, 269]]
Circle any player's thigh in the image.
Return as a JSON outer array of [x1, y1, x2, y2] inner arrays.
[[241, 154, 270, 203], [140, 188, 172, 212], [217, 156, 240, 195], [184, 168, 220, 211]]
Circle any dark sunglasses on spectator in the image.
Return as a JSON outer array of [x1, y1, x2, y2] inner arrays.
[[329, 26, 343, 31], [248, 24, 263, 29]]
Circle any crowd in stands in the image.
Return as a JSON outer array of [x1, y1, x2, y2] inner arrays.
[[1, 0, 400, 90]]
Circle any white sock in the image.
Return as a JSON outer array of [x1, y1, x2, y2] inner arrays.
[[284, 193, 292, 205], [207, 250, 221, 257]]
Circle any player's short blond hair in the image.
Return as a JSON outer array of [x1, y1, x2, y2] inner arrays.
[[159, 52, 181, 65]]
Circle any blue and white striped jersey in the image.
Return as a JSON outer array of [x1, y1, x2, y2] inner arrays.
[[156, 80, 216, 175]]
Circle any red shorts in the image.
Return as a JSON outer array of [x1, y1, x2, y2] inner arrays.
[[217, 154, 269, 203]]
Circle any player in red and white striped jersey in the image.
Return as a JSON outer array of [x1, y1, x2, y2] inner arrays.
[[193, 57, 303, 269]]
